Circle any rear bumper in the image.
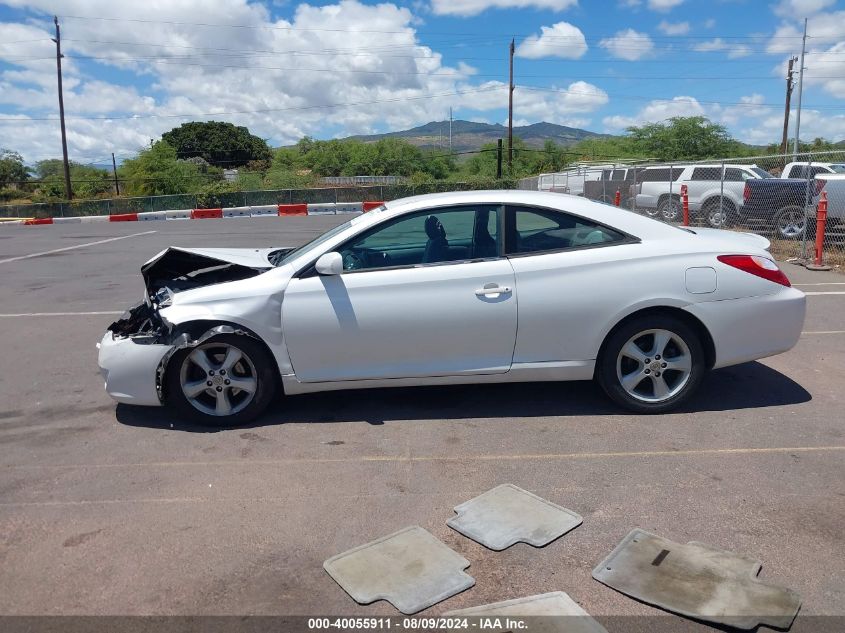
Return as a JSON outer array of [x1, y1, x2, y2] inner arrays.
[[685, 287, 806, 369], [97, 332, 170, 406]]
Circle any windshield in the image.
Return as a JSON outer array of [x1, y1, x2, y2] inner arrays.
[[830, 164, 845, 173], [272, 216, 357, 267], [751, 167, 774, 178], [272, 208, 384, 266]]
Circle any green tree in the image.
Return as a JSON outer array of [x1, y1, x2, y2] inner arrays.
[[161, 121, 272, 167], [34, 159, 112, 199], [120, 141, 203, 196], [0, 149, 28, 189], [625, 116, 738, 161]]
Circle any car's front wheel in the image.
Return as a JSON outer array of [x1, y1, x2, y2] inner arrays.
[[165, 334, 277, 425], [597, 314, 706, 413]]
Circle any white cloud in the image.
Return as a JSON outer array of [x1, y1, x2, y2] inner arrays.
[[657, 20, 690, 35], [703, 18, 716, 29], [648, 0, 683, 12], [692, 38, 752, 58], [515, 82, 608, 123], [429, 0, 577, 17], [766, 10, 845, 54], [602, 96, 704, 129], [515, 22, 587, 59], [0, 0, 524, 162], [802, 41, 845, 99], [738, 108, 845, 145], [599, 29, 654, 60], [773, 0, 834, 17]]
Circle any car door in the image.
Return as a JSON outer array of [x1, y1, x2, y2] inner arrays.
[[281, 204, 518, 383]]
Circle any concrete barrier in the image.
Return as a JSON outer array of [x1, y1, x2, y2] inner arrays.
[[249, 205, 278, 216], [138, 211, 168, 221], [223, 206, 251, 218], [307, 203, 336, 215], [191, 208, 223, 219], [52, 217, 82, 224], [363, 201, 385, 212], [278, 203, 308, 216], [335, 202, 363, 214], [165, 209, 192, 220], [79, 215, 109, 223], [109, 213, 138, 222]]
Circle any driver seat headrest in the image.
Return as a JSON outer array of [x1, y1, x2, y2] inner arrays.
[[424, 215, 446, 239]]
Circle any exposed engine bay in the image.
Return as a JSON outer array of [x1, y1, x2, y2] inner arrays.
[[108, 245, 294, 339]]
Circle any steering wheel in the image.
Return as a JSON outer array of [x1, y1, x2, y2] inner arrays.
[[341, 250, 366, 270]]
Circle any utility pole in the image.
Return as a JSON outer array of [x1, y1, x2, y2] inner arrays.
[[781, 56, 797, 158], [793, 18, 808, 160], [111, 153, 120, 196], [496, 139, 503, 179], [508, 39, 515, 171], [52, 15, 72, 200]]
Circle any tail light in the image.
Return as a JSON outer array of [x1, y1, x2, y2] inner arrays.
[[743, 183, 750, 203], [717, 255, 791, 287]]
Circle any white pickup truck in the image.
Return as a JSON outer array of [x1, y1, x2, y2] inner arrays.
[[781, 162, 845, 179], [811, 174, 845, 228]]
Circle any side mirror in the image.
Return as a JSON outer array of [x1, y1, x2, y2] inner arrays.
[[315, 251, 344, 275]]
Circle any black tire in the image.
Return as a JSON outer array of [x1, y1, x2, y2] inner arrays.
[[773, 205, 807, 240], [702, 199, 736, 228], [596, 314, 706, 414], [165, 334, 278, 426], [657, 196, 682, 222]]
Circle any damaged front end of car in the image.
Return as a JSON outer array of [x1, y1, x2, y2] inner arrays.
[[98, 246, 292, 406]]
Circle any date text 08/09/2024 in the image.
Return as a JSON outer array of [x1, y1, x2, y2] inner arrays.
[[307, 617, 529, 630]]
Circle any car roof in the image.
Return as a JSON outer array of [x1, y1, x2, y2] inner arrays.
[[381, 190, 681, 238]]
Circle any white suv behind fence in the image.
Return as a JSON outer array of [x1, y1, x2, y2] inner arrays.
[[635, 164, 773, 227]]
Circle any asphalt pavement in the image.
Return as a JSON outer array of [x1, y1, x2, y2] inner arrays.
[[0, 217, 843, 631]]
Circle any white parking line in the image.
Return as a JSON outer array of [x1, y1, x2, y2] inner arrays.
[[802, 330, 845, 335], [0, 311, 123, 317], [0, 231, 156, 265], [804, 291, 845, 295], [794, 282, 845, 286]]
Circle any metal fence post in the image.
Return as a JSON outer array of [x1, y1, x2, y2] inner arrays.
[[719, 161, 725, 228], [632, 168, 638, 214], [801, 157, 813, 259], [667, 163, 673, 223]]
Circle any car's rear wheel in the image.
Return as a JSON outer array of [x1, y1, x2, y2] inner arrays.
[[597, 314, 706, 413], [703, 199, 735, 228], [773, 205, 806, 239], [658, 196, 682, 222], [165, 334, 277, 425]]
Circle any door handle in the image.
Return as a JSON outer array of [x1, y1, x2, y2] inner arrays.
[[475, 285, 512, 296]]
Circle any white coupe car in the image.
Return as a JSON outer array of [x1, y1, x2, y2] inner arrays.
[[98, 190, 806, 424]]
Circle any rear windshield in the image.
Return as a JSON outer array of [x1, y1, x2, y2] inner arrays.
[[831, 164, 845, 173], [751, 167, 774, 178]]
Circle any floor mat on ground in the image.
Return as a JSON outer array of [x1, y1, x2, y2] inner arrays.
[[323, 525, 475, 614], [445, 591, 609, 633], [446, 484, 582, 551], [592, 528, 801, 630]]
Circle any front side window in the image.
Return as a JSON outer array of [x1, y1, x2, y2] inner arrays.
[[506, 206, 626, 255], [336, 205, 500, 271]]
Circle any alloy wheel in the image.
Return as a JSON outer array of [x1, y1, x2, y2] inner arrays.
[[179, 342, 258, 416], [616, 329, 692, 403]]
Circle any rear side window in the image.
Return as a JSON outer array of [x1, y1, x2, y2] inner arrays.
[[640, 167, 683, 182], [691, 167, 721, 181], [506, 206, 627, 255], [724, 168, 746, 182]]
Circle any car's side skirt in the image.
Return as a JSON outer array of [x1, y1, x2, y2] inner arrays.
[[280, 360, 596, 395]]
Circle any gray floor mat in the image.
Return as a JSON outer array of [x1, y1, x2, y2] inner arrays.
[[445, 591, 609, 633], [592, 528, 801, 630], [447, 484, 582, 550], [324, 526, 475, 614]]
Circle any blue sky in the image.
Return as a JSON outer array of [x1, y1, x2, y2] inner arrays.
[[1, 0, 844, 164]]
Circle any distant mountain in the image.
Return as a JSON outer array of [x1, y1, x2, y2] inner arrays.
[[347, 119, 608, 153]]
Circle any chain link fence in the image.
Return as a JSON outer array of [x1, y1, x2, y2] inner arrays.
[[0, 180, 518, 220], [534, 151, 845, 266]]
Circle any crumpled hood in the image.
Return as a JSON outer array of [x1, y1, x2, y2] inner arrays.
[[141, 246, 293, 298]]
